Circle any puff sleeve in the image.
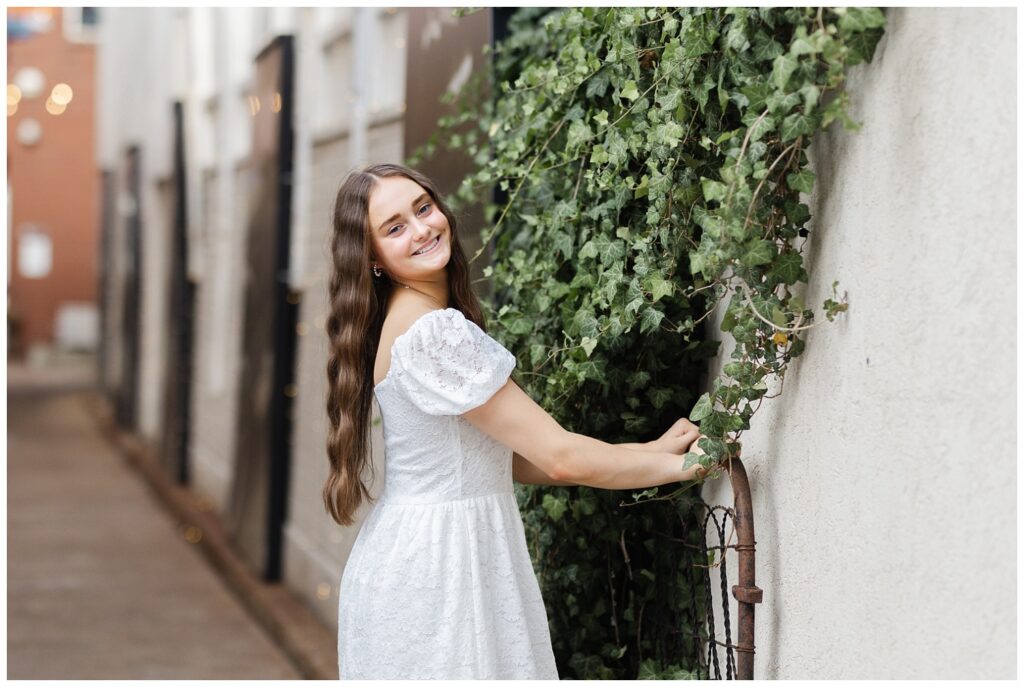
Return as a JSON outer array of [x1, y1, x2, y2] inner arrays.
[[389, 308, 517, 416]]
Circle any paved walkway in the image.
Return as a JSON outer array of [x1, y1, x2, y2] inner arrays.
[[6, 359, 302, 679]]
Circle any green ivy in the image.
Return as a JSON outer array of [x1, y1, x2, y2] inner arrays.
[[412, 7, 885, 678]]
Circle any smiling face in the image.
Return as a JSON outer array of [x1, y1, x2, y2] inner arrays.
[[367, 175, 452, 282]]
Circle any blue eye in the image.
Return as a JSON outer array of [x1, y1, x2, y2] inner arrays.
[[418, 203, 431, 214], [387, 224, 402, 235]]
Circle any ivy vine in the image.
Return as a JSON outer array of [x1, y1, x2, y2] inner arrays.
[[412, 6, 885, 678]]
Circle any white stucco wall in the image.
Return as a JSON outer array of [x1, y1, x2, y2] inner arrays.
[[97, 7, 180, 441], [701, 8, 1015, 679]]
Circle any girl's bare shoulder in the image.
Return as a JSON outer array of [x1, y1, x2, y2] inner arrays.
[[374, 296, 444, 385]]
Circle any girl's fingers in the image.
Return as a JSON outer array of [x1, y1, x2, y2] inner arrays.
[[668, 429, 701, 454], [665, 418, 698, 436]]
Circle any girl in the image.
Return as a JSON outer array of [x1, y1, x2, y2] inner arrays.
[[324, 163, 708, 679]]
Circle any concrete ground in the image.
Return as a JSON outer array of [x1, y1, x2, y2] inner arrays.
[[6, 358, 303, 679]]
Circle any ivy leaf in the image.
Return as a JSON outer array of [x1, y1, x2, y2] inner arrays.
[[638, 659, 660, 680], [766, 90, 803, 116], [551, 230, 574, 259], [580, 336, 598, 357], [591, 235, 625, 265], [650, 277, 674, 303], [770, 251, 806, 285], [845, 29, 885, 65], [720, 306, 736, 332], [781, 111, 818, 141], [741, 81, 774, 111], [786, 168, 815, 193], [633, 174, 649, 199], [696, 436, 728, 462], [640, 307, 665, 334], [740, 239, 775, 267], [682, 23, 716, 58], [772, 53, 798, 89], [567, 120, 592, 149], [690, 392, 713, 422], [542, 493, 567, 522], [647, 386, 673, 409], [507, 316, 534, 335], [700, 177, 728, 202], [579, 239, 598, 261], [714, 130, 736, 145], [837, 7, 886, 32], [790, 34, 816, 56], [620, 79, 640, 101], [748, 113, 775, 142], [585, 70, 611, 98], [656, 120, 685, 148], [682, 451, 707, 471], [799, 84, 821, 113]]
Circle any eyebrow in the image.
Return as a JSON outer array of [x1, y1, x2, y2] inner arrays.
[[377, 193, 431, 233]]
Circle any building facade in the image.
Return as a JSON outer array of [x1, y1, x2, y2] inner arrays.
[[7, 7, 100, 361]]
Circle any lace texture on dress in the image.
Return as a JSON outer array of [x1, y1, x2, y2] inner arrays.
[[388, 308, 516, 416]]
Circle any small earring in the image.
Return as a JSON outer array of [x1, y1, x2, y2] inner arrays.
[[372, 264, 382, 277]]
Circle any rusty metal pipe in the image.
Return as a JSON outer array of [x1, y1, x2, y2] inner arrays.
[[725, 456, 763, 680]]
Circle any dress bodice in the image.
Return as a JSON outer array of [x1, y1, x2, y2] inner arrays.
[[372, 308, 518, 504]]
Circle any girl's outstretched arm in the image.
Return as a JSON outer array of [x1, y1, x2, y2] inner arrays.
[[512, 442, 663, 486], [463, 379, 706, 489]]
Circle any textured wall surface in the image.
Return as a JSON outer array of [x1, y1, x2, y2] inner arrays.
[[701, 8, 1015, 679]]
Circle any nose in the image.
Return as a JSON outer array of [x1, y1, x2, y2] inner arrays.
[[410, 216, 431, 241]]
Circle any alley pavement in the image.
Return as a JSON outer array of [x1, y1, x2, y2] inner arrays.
[[6, 358, 302, 679]]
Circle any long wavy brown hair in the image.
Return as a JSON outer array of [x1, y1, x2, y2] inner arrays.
[[323, 163, 488, 526]]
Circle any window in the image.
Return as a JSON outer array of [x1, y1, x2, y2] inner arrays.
[[18, 224, 52, 279], [63, 7, 99, 43]]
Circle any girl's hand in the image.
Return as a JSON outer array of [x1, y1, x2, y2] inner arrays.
[[647, 418, 701, 455]]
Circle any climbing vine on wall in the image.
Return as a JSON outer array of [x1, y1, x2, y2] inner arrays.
[[413, 6, 885, 678]]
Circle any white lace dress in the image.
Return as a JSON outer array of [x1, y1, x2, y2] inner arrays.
[[337, 307, 559, 680]]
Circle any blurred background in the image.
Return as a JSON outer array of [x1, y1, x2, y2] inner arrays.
[[6, 7, 516, 678]]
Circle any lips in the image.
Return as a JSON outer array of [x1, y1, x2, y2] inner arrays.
[[412, 235, 441, 256]]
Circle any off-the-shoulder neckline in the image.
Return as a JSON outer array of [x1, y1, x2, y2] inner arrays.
[[373, 307, 459, 391]]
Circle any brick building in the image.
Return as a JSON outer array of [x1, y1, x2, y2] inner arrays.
[[7, 7, 100, 360]]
